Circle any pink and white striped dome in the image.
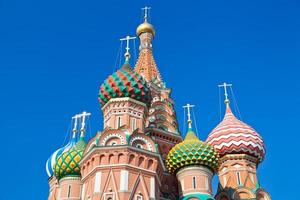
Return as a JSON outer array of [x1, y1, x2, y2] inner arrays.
[[206, 105, 265, 163]]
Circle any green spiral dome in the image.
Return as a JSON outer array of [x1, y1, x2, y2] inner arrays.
[[166, 129, 219, 174], [98, 63, 151, 106], [54, 138, 86, 179]]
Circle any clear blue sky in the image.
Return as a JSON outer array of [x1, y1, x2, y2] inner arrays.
[[0, 0, 299, 199]]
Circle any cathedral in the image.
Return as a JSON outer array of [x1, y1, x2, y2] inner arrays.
[[46, 8, 271, 200]]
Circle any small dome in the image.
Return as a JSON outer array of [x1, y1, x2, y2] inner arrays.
[[54, 138, 86, 179], [45, 138, 76, 177], [166, 128, 219, 174], [98, 63, 151, 106], [136, 21, 155, 37], [206, 105, 266, 163]]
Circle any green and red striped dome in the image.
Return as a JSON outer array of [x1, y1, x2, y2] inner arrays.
[[98, 63, 151, 106]]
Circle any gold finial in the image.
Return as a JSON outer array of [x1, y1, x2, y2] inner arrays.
[[218, 82, 232, 106]]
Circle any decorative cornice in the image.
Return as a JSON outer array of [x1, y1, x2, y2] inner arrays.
[[219, 154, 258, 165], [102, 97, 148, 111], [59, 176, 81, 183]]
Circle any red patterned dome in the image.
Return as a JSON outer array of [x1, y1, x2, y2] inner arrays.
[[206, 104, 265, 163], [98, 63, 151, 106]]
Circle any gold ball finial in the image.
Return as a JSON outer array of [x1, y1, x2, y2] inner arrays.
[[136, 21, 155, 37]]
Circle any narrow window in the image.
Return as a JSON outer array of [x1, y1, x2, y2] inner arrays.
[[137, 195, 143, 200], [132, 118, 137, 131], [117, 116, 121, 128], [236, 172, 241, 185], [192, 177, 197, 189], [67, 185, 71, 197]]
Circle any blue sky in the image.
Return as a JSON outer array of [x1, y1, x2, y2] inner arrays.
[[0, 0, 299, 199]]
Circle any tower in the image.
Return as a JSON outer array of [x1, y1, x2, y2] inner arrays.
[[99, 35, 151, 132], [206, 83, 271, 200], [135, 6, 181, 159], [78, 36, 166, 200], [166, 104, 219, 200], [46, 112, 90, 200]]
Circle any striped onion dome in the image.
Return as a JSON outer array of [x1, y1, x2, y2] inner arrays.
[[98, 63, 151, 106], [45, 136, 76, 177], [54, 137, 86, 179], [206, 104, 266, 163], [166, 128, 219, 174]]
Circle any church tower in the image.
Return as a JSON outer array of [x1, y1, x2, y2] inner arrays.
[[46, 8, 271, 200], [135, 6, 181, 160], [206, 83, 271, 200], [166, 104, 219, 200]]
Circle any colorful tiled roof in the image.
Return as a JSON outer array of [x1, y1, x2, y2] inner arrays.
[[206, 104, 265, 163], [54, 137, 86, 179], [166, 128, 219, 174], [98, 63, 151, 106]]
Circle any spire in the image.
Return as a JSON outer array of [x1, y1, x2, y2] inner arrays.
[[183, 103, 198, 140], [135, 7, 162, 82], [120, 35, 136, 63]]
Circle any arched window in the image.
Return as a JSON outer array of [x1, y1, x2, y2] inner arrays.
[[136, 195, 143, 200]]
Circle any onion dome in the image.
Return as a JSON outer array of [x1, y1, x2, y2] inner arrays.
[[54, 137, 86, 179], [166, 127, 219, 174], [206, 104, 266, 163], [45, 136, 76, 177], [136, 21, 155, 37], [98, 63, 151, 106]]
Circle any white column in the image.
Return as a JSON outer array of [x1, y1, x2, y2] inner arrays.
[[94, 172, 102, 193], [81, 183, 86, 199], [150, 177, 155, 199], [120, 170, 129, 191]]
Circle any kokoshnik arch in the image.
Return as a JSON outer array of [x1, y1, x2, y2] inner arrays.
[[46, 7, 271, 200]]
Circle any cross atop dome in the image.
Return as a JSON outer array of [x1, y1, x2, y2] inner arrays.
[[183, 103, 195, 129], [218, 82, 232, 106], [72, 114, 80, 137], [120, 35, 136, 62], [76, 111, 91, 137], [142, 6, 151, 22]]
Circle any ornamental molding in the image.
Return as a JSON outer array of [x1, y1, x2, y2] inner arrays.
[[59, 176, 81, 183], [177, 165, 213, 177], [220, 154, 258, 164], [101, 133, 126, 146], [102, 97, 147, 110], [129, 136, 154, 152]]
